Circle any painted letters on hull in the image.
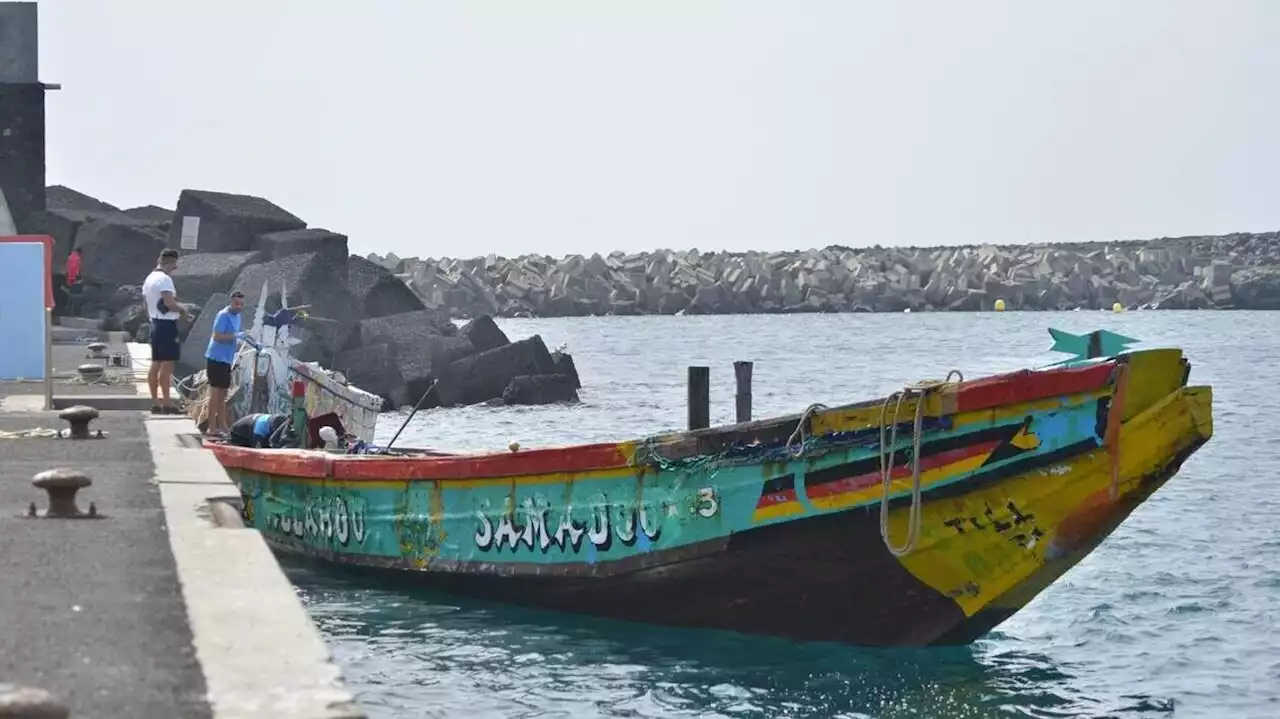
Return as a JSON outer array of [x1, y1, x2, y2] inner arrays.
[[237, 473, 730, 570]]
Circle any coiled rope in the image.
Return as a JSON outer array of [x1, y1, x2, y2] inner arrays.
[[0, 428, 61, 439], [878, 369, 963, 557]]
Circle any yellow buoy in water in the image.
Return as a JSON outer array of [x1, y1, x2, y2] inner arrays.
[[1112, 302, 1124, 313], [993, 299, 1006, 312]]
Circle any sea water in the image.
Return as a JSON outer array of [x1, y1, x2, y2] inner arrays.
[[283, 311, 1279, 718]]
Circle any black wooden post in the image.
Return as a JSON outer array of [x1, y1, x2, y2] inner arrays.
[[733, 360, 753, 423], [687, 366, 710, 430]]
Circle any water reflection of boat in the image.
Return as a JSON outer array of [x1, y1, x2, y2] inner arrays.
[[286, 559, 1108, 719], [210, 328, 1213, 647]]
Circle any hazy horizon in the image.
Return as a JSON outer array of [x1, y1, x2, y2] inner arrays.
[[33, 0, 1280, 257]]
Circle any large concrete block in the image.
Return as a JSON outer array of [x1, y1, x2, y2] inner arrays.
[[170, 251, 262, 305], [166, 189, 305, 253], [352, 309, 456, 349], [231, 252, 356, 358], [122, 205, 173, 227], [1231, 265, 1280, 309], [551, 350, 581, 389], [288, 315, 353, 366], [74, 218, 168, 289], [45, 185, 119, 212], [332, 343, 403, 410], [457, 315, 509, 352], [347, 255, 425, 320], [390, 334, 474, 409], [231, 251, 354, 328], [501, 374, 579, 405], [22, 207, 132, 265], [437, 335, 557, 406], [256, 227, 348, 263]]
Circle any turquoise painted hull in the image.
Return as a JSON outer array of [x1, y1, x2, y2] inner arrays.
[[211, 340, 1212, 646], [232, 401, 1103, 572]]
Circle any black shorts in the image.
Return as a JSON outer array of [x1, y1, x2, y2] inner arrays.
[[150, 319, 181, 362], [206, 359, 232, 389]]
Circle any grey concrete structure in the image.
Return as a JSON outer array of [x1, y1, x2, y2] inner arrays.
[[0, 2, 49, 231], [0, 339, 366, 718], [375, 230, 1280, 315]]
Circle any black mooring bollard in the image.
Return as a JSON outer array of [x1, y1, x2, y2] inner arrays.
[[734, 361, 753, 423], [687, 366, 710, 431]]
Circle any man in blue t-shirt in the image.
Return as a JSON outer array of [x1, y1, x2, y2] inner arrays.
[[204, 291, 247, 437], [228, 413, 292, 448]]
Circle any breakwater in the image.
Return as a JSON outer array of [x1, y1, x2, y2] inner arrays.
[[372, 232, 1280, 317]]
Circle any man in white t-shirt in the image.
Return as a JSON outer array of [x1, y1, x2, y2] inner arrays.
[[141, 248, 191, 414]]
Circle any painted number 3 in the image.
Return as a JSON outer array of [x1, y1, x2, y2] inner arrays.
[[695, 488, 719, 518]]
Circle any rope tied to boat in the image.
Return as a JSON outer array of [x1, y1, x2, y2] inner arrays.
[[878, 369, 963, 557], [786, 403, 830, 457]]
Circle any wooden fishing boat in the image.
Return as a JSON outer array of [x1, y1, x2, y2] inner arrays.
[[208, 329, 1213, 647]]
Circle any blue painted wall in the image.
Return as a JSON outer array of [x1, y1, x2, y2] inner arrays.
[[0, 242, 46, 379]]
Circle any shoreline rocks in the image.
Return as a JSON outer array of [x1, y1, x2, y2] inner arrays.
[[374, 232, 1280, 316]]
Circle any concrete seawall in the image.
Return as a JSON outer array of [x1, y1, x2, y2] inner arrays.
[[374, 231, 1280, 317], [0, 338, 364, 718]]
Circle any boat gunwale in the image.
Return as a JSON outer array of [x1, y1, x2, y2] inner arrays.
[[208, 358, 1123, 481]]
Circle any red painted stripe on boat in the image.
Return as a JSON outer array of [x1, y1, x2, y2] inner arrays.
[[330, 442, 631, 481], [208, 443, 332, 478], [954, 362, 1113, 413], [208, 440, 630, 481], [804, 439, 1002, 501], [755, 488, 798, 509]]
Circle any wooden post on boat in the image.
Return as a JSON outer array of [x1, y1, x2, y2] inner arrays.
[[734, 361, 753, 423], [688, 366, 710, 430]]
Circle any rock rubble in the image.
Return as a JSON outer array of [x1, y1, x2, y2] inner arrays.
[[373, 232, 1280, 316]]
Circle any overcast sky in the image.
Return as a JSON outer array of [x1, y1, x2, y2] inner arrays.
[[33, 0, 1280, 258]]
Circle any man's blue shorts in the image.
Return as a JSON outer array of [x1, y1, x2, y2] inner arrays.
[[150, 318, 181, 362]]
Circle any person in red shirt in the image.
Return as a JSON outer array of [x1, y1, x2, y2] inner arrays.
[[65, 247, 82, 286], [64, 247, 84, 315]]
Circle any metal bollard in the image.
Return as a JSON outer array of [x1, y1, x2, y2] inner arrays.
[[85, 341, 108, 360], [27, 469, 100, 520], [0, 683, 70, 718], [75, 365, 104, 383], [57, 406, 101, 440]]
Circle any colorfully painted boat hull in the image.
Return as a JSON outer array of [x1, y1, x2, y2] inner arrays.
[[210, 342, 1212, 647]]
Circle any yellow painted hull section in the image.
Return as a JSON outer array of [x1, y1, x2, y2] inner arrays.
[[890, 382, 1212, 619]]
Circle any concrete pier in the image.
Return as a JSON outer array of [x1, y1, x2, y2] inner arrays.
[[0, 339, 365, 718]]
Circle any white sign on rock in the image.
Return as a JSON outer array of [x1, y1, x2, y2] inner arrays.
[[179, 216, 201, 250]]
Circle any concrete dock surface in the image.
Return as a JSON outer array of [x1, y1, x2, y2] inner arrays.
[[0, 338, 365, 718]]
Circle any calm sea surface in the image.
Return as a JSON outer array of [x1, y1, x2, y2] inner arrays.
[[282, 311, 1280, 718]]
